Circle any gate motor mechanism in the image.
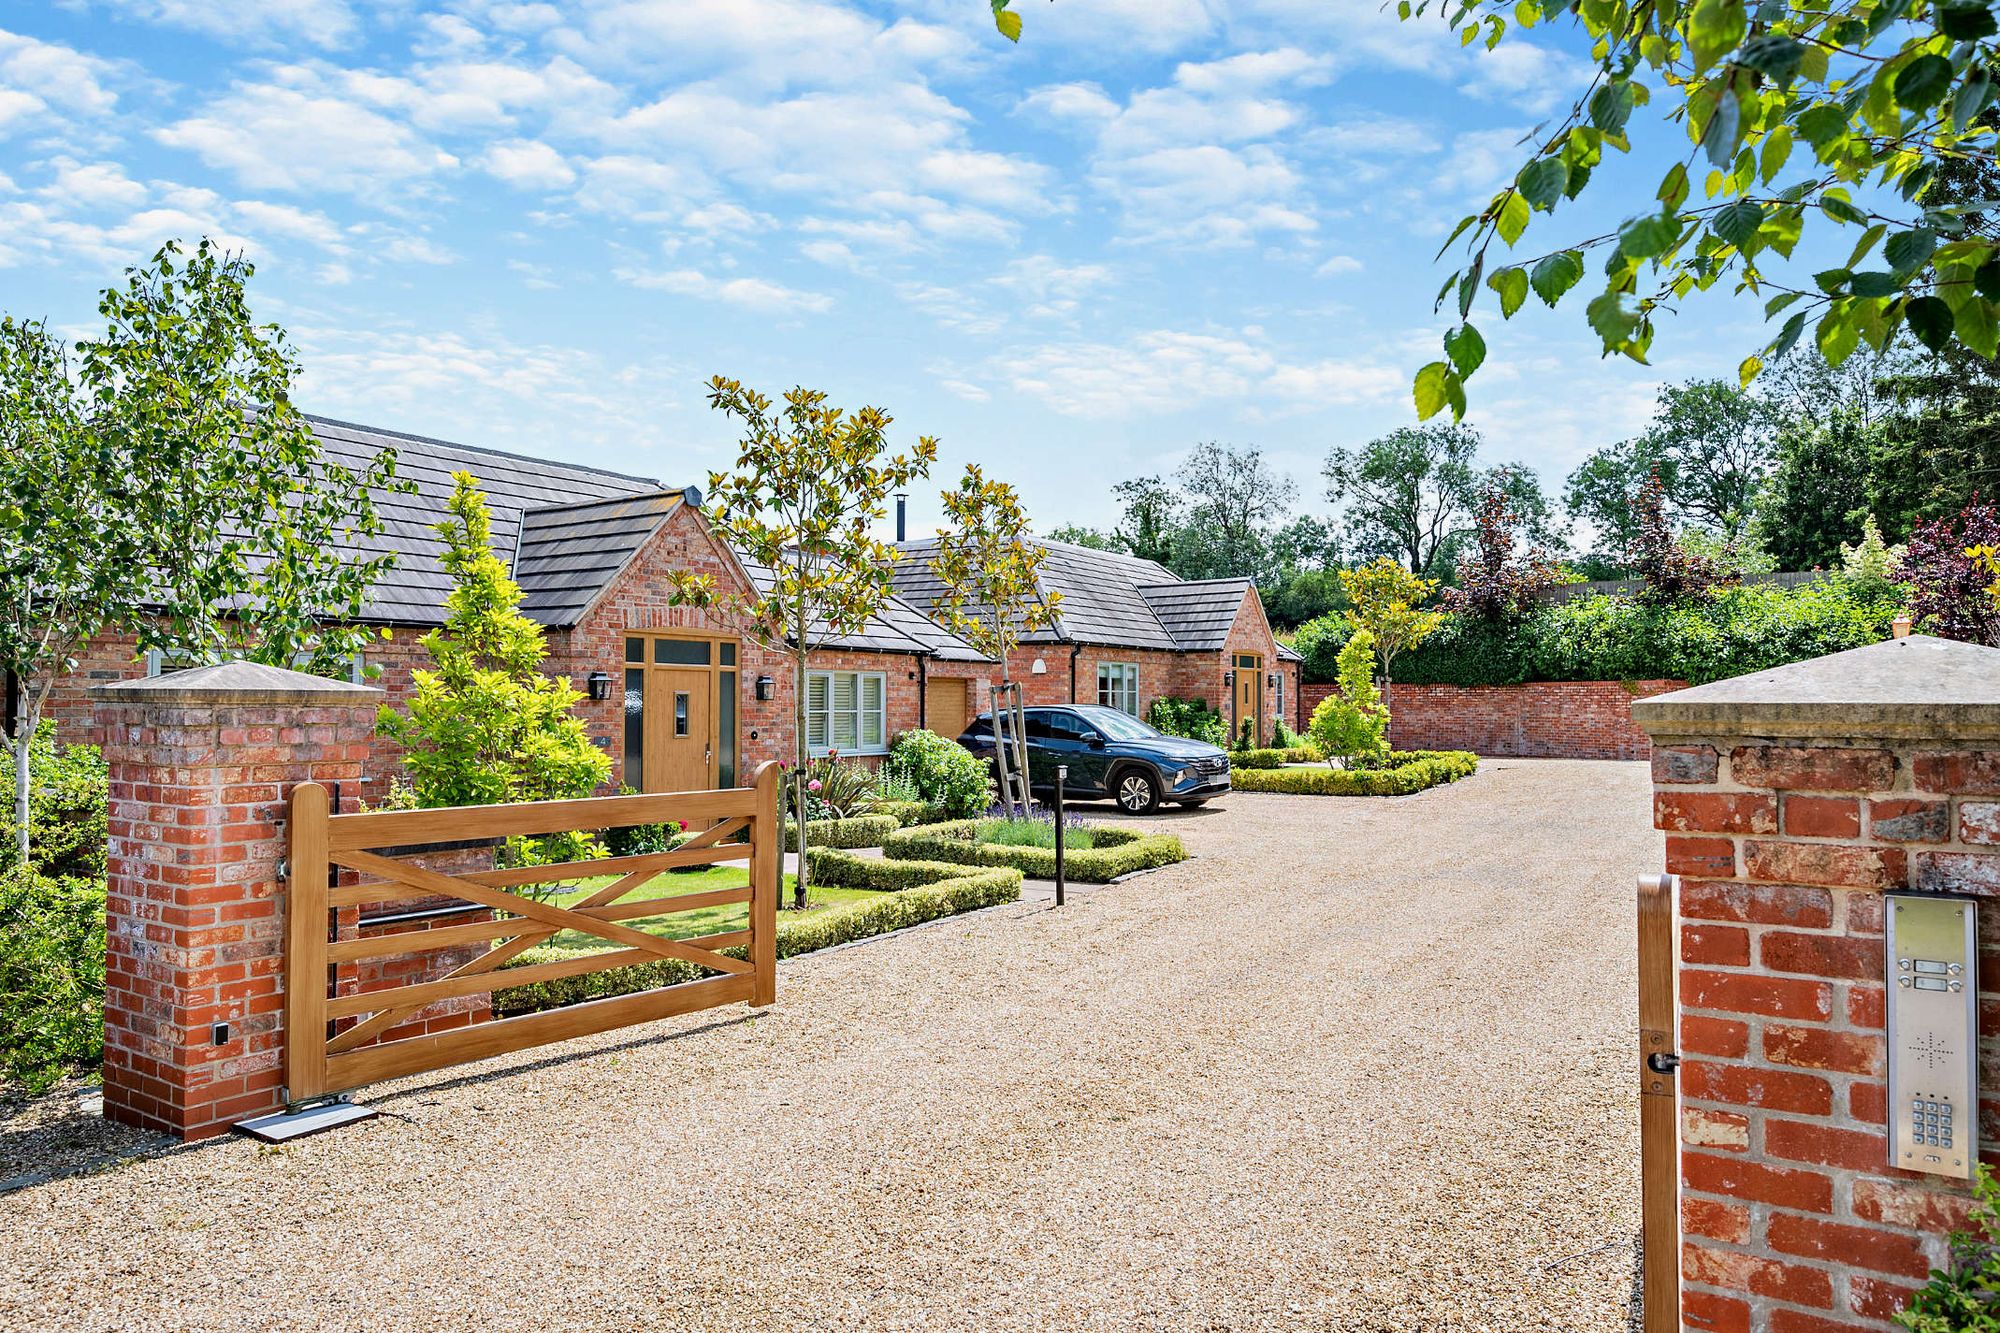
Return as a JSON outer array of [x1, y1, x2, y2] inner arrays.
[[1886, 893, 1979, 1179]]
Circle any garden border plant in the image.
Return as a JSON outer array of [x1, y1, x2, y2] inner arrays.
[[881, 819, 1186, 883], [1230, 750, 1478, 797], [784, 813, 899, 852]]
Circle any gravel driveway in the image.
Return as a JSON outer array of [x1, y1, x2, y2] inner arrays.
[[0, 758, 1661, 1332]]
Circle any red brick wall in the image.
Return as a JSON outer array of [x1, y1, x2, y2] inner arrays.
[[1295, 679, 1690, 759], [92, 679, 378, 1139], [1654, 737, 2000, 1330]]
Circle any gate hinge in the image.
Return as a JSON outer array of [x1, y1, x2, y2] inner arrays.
[[1641, 1027, 1678, 1096]]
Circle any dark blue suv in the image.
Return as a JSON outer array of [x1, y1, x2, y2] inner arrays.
[[957, 704, 1230, 815]]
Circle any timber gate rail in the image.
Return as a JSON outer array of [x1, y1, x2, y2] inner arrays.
[[285, 761, 781, 1102]]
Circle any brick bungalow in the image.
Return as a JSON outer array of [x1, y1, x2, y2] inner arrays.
[[889, 536, 1303, 746], [33, 415, 996, 800]]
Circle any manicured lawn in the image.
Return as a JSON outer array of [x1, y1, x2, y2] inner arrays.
[[535, 866, 874, 958]]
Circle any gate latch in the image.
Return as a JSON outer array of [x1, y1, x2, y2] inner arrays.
[[1640, 1027, 1678, 1096]]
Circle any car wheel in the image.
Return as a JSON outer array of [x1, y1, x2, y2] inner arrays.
[[1115, 768, 1162, 815]]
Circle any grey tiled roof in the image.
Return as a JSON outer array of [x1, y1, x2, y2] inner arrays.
[[741, 558, 993, 661], [888, 537, 1269, 655], [1137, 578, 1254, 651], [308, 414, 666, 627], [515, 491, 694, 626]]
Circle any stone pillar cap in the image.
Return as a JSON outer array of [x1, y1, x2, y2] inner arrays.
[[90, 659, 384, 706], [1632, 634, 2000, 741]]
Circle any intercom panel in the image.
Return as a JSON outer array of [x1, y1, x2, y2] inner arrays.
[[1886, 893, 1979, 1180]]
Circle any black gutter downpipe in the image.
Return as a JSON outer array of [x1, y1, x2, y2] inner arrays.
[[1069, 644, 1082, 704], [895, 494, 907, 544], [917, 654, 928, 730]]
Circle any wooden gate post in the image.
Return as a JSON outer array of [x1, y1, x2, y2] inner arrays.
[[1637, 872, 1679, 1333], [91, 662, 381, 1140], [749, 760, 780, 1008]]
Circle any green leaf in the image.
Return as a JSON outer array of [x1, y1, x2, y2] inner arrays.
[[1771, 309, 1808, 361], [1759, 125, 1793, 185], [1905, 294, 1957, 351], [1736, 33, 1803, 86], [1588, 81, 1633, 133], [1657, 162, 1689, 210], [1738, 353, 1763, 387], [1413, 361, 1452, 420], [1894, 54, 1954, 112], [1712, 200, 1765, 248], [1518, 158, 1569, 211], [1978, 260, 2000, 302], [1939, 1, 2000, 41], [1459, 251, 1484, 318], [1586, 290, 1640, 347], [993, 7, 1021, 40], [1487, 265, 1529, 318], [1850, 271, 1900, 298], [1885, 228, 1938, 277], [1796, 104, 1849, 149], [1444, 323, 1487, 378], [1529, 250, 1584, 307], [1958, 296, 2000, 358], [1699, 87, 1742, 168], [1688, 0, 1748, 73], [1816, 304, 1860, 364], [1821, 194, 1870, 225], [1953, 67, 1993, 130], [1495, 190, 1532, 245], [1618, 211, 1680, 260]]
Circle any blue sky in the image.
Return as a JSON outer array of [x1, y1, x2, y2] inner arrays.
[[1, 0, 1778, 539]]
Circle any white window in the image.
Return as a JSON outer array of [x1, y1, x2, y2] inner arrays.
[[807, 669, 886, 755], [1096, 662, 1139, 714]]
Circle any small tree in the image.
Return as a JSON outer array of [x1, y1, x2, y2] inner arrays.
[[1337, 557, 1444, 691], [1445, 477, 1570, 620], [927, 464, 1060, 819], [1896, 501, 2000, 647], [1308, 629, 1388, 770], [1626, 470, 1737, 606], [377, 474, 609, 867], [1838, 516, 1906, 601], [0, 239, 403, 868], [669, 378, 936, 909]]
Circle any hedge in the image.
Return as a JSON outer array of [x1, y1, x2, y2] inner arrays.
[[784, 813, 899, 852], [0, 867, 106, 1093], [804, 845, 992, 891], [867, 799, 948, 828], [1230, 750, 1478, 796], [881, 820, 1185, 883], [1393, 582, 1900, 688], [494, 865, 1023, 1016]]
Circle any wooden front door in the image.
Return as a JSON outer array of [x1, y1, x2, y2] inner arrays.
[[925, 677, 970, 740], [1233, 653, 1263, 746], [624, 633, 740, 793]]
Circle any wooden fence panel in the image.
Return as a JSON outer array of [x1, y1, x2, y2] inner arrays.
[[284, 762, 781, 1103]]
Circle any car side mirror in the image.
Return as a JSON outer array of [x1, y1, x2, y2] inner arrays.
[[1087, 735, 1105, 749]]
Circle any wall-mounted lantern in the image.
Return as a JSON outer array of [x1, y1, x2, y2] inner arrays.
[[1267, 672, 1279, 688], [585, 671, 612, 701], [1223, 670, 1235, 687], [755, 674, 776, 701]]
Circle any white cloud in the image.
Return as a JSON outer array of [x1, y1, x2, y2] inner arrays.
[[1315, 254, 1361, 277], [231, 199, 345, 249], [0, 29, 120, 131], [155, 82, 459, 195], [616, 264, 832, 314], [89, 0, 359, 47], [480, 138, 575, 190], [1000, 327, 1401, 418], [377, 233, 458, 264], [39, 158, 147, 209]]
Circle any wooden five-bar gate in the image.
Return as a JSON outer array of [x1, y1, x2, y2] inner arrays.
[[285, 762, 782, 1102]]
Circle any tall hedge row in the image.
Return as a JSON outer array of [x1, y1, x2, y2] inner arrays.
[[1386, 582, 1902, 688]]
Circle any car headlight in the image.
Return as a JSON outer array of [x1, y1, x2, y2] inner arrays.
[[1172, 767, 1192, 784]]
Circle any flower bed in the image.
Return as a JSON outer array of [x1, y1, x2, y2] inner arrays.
[[1229, 750, 1478, 796], [881, 819, 1185, 883], [495, 858, 1022, 1016]]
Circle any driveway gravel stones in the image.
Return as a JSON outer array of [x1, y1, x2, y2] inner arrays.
[[0, 758, 1659, 1332]]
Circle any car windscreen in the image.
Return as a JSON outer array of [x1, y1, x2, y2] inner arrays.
[[1075, 707, 1164, 741]]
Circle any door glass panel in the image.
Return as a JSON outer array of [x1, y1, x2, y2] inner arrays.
[[674, 692, 691, 737], [625, 637, 644, 663], [718, 671, 737, 787], [720, 642, 737, 666], [623, 668, 644, 787], [655, 638, 712, 665]]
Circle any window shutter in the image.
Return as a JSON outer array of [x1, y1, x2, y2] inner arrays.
[[861, 674, 884, 747], [808, 673, 829, 750]]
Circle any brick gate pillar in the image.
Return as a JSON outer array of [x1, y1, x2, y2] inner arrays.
[[1633, 634, 2000, 1331], [91, 662, 380, 1140]]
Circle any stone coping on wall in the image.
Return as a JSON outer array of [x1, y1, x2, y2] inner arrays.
[[88, 659, 384, 707], [1632, 635, 2000, 742]]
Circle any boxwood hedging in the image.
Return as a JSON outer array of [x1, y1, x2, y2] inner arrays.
[[494, 863, 1023, 1015], [1390, 582, 1900, 688], [784, 813, 899, 852], [1230, 750, 1477, 796], [867, 799, 947, 828], [881, 820, 1185, 882]]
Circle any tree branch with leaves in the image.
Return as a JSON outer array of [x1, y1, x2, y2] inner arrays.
[[667, 377, 936, 910]]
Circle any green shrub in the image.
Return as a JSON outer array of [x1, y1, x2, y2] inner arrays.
[[799, 755, 877, 820], [883, 820, 1185, 882], [0, 724, 108, 882], [868, 798, 947, 828], [1145, 696, 1228, 746], [974, 816, 1094, 849], [878, 729, 990, 819], [1897, 1165, 2000, 1331], [1290, 613, 1354, 685], [492, 865, 1022, 1015], [0, 868, 106, 1094], [804, 846, 1003, 891], [1281, 744, 1324, 764], [1231, 750, 1477, 796], [1393, 582, 1902, 687], [1309, 628, 1390, 767], [784, 814, 898, 852], [1229, 748, 1290, 770]]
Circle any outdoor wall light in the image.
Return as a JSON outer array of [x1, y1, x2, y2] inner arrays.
[[1030, 658, 1047, 675], [1267, 672, 1278, 688], [1223, 670, 1235, 687], [755, 674, 776, 701], [585, 671, 612, 701]]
